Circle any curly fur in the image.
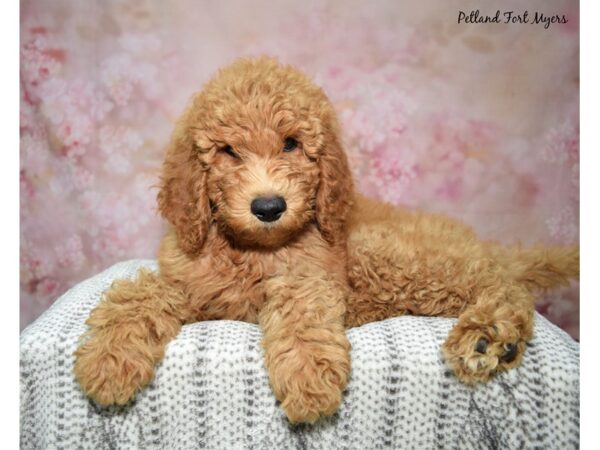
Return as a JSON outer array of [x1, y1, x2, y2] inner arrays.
[[74, 57, 579, 424]]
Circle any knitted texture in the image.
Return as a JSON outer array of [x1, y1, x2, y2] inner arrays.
[[20, 260, 580, 450]]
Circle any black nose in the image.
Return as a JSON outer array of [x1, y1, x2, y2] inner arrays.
[[251, 196, 287, 222]]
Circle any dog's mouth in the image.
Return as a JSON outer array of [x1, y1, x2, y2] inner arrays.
[[218, 220, 299, 250], [211, 191, 315, 249], [218, 210, 314, 250]]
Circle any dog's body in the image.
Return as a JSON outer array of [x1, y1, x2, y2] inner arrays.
[[74, 58, 578, 424]]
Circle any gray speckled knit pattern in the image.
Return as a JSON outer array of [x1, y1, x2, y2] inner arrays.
[[20, 260, 579, 450]]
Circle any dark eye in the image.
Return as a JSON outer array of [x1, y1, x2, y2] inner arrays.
[[220, 145, 238, 158], [283, 137, 299, 152]]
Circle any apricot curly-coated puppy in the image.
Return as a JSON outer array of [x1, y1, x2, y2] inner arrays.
[[74, 57, 579, 424]]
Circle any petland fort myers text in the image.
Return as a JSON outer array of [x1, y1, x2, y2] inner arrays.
[[458, 10, 568, 29]]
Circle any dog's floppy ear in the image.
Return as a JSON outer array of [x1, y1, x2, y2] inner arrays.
[[315, 116, 354, 246], [157, 103, 211, 256]]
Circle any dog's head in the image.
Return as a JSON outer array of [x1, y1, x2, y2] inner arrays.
[[158, 57, 353, 254]]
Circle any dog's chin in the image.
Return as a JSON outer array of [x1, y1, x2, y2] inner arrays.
[[219, 217, 308, 250]]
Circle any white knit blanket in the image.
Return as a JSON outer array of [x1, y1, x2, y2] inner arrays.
[[20, 260, 580, 450]]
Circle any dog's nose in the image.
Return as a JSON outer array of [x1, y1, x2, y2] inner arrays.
[[251, 196, 287, 222]]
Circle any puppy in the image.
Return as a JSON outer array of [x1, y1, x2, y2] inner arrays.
[[74, 57, 579, 424]]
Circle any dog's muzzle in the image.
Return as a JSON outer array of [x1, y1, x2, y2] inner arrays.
[[251, 196, 287, 222]]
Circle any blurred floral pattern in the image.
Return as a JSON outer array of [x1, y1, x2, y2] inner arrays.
[[20, 0, 579, 337]]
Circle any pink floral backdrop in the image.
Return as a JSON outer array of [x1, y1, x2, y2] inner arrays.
[[20, 0, 579, 337]]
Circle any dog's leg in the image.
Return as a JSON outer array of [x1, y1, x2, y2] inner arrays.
[[345, 220, 542, 383], [259, 265, 351, 424], [346, 238, 536, 382], [440, 245, 578, 384], [74, 269, 190, 405]]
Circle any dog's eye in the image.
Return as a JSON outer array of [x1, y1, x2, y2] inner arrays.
[[220, 145, 239, 159], [283, 137, 299, 152]]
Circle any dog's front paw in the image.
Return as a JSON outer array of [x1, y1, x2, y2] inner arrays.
[[442, 320, 527, 384], [280, 362, 348, 424], [267, 347, 350, 424], [74, 335, 155, 406]]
